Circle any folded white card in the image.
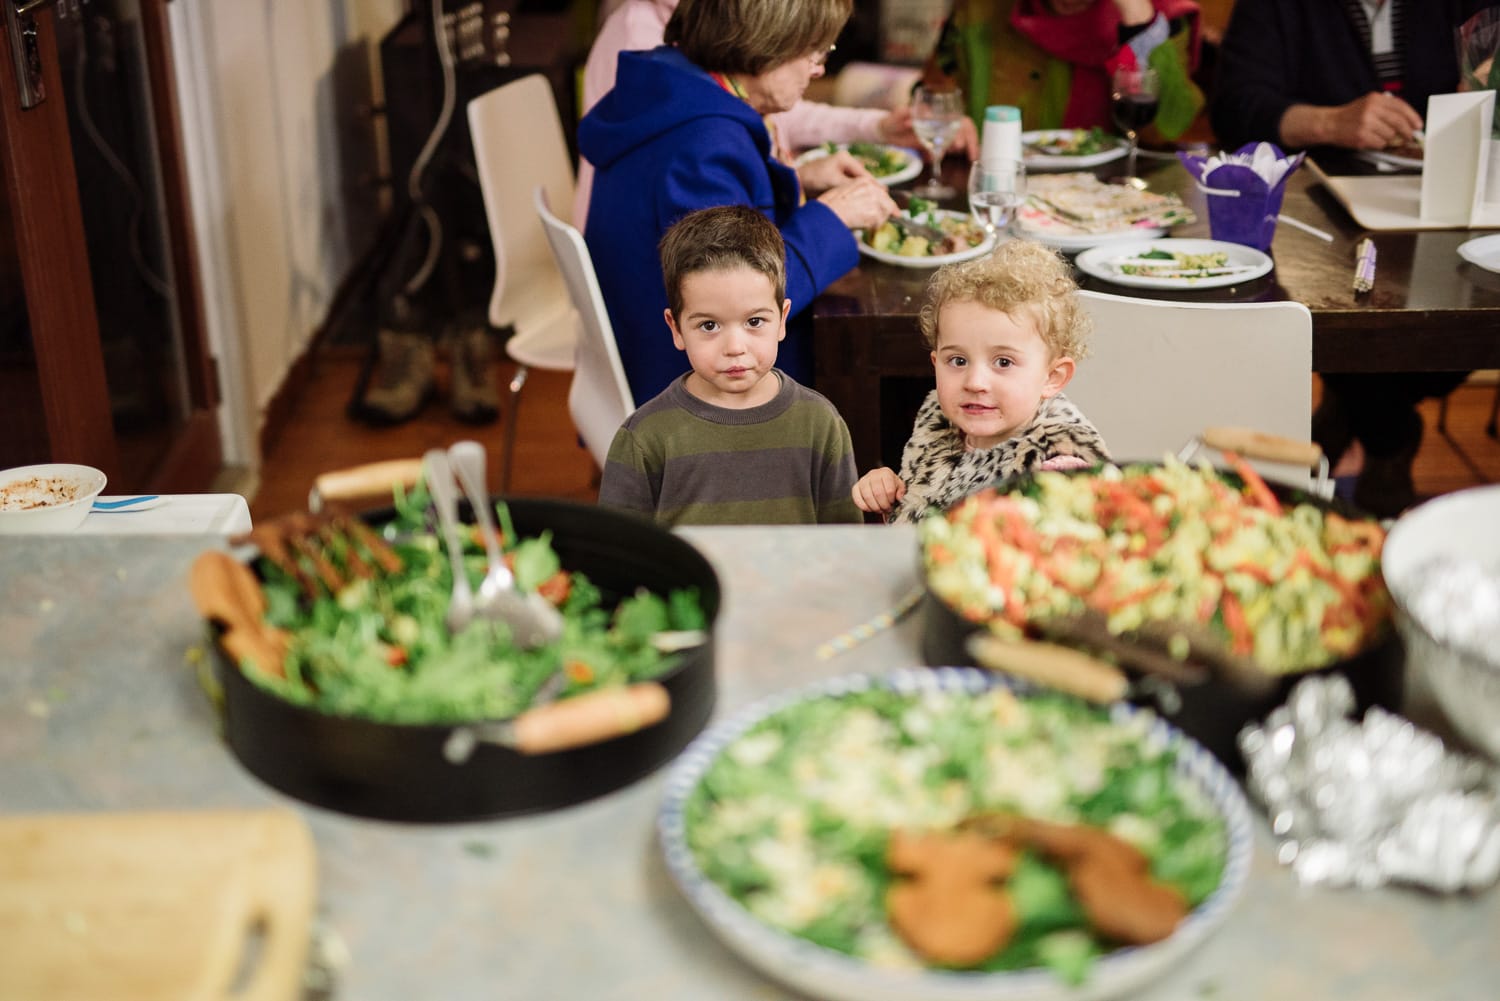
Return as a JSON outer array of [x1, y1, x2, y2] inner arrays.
[[1421, 90, 1498, 226]]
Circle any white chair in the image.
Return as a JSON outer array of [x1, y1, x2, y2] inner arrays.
[[534, 186, 636, 471], [468, 74, 579, 489], [1068, 291, 1317, 488]]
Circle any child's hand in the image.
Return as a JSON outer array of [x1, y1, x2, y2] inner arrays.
[[853, 467, 906, 514]]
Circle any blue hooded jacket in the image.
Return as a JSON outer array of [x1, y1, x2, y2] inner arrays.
[[578, 46, 859, 403]]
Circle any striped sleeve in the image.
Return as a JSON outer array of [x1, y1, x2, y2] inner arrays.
[[597, 424, 659, 519]]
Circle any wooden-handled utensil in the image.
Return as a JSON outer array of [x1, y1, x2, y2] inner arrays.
[[967, 633, 1130, 704], [443, 682, 672, 763], [307, 457, 426, 513], [1199, 427, 1323, 469]]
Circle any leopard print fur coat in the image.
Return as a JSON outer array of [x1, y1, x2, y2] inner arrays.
[[889, 390, 1111, 524]]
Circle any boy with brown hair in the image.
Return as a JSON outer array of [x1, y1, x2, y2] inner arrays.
[[598, 206, 861, 526]]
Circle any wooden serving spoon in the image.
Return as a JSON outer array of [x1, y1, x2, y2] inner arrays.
[[189, 550, 290, 678]]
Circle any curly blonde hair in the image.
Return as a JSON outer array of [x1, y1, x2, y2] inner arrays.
[[917, 240, 1091, 360]]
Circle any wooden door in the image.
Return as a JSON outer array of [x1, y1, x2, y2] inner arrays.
[[0, 0, 220, 491]]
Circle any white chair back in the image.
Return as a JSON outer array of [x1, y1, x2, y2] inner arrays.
[[467, 74, 575, 340], [534, 186, 636, 470], [1068, 290, 1314, 486]]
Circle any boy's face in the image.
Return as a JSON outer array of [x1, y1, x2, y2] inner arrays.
[[666, 266, 790, 409], [930, 300, 1074, 450]]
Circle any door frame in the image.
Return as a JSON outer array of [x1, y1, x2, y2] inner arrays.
[[0, 5, 117, 474], [0, 2, 223, 490]]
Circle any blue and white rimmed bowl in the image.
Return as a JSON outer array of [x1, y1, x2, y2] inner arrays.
[[658, 667, 1253, 1001]]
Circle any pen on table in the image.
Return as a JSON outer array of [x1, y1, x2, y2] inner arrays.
[[1353, 237, 1377, 294]]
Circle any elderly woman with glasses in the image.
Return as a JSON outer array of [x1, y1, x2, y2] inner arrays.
[[578, 0, 898, 405]]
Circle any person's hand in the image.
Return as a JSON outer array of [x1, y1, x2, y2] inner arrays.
[[818, 176, 899, 232], [853, 467, 906, 515], [798, 149, 873, 195], [878, 106, 979, 160], [1326, 92, 1424, 149]]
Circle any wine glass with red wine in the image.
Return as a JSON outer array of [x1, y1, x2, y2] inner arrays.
[[1110, 65, 1160, 186]]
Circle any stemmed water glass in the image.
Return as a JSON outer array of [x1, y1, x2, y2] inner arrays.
[[910, 85, 966, 199], [1110, 65, 1160, 186], [968, 160, 1026, 244]]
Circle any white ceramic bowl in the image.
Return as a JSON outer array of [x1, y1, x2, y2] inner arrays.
[[658, 667, 1253, 1001], [1382, 485, 1500, 761], [0, 463, 107, 534]]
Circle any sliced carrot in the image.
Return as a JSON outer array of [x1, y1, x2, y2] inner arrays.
[[1221, 452, 1281, 516], [1220, 590, 1254, 655]]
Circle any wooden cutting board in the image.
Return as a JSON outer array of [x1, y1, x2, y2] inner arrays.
[[0, 808, 316, 1001]]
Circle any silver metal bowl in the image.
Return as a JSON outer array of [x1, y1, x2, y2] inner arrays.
[[1383, 485, 1500, 762]]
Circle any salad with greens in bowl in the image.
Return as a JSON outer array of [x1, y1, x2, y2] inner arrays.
[[660, 668, 1251, 1001]]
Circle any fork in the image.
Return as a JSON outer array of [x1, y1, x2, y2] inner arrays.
[[447, 440, 564, 649], [422, 449, 477, 635]]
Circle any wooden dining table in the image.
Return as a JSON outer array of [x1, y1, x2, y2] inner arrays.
[[813, 151, 1500, 471]]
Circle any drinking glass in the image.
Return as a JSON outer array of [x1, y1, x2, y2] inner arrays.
[[1110, 65, 1160, 185], [968, 160, 1026, 243], [910, 86, 966, 199]]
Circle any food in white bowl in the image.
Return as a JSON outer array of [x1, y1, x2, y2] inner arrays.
[[1382, 484, 1500, 761], [659, 668, 1251, 1001], [0, 463, 107, 534]]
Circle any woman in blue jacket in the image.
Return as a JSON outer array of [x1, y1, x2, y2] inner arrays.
[[578, 0, 897, 403]]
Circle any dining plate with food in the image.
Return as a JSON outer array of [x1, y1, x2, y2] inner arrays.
[[860, 202, 994, 267], [1021, 128, 1126, 171], [1014, 173, 1193, 250], [659, 666, 1252, 1001], [796, 141, 924, 186], [1074, 238, 1273, 289]]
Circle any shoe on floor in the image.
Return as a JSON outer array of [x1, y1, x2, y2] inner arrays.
[[449, 326, 500, 425], [356, 330, 436, 426]]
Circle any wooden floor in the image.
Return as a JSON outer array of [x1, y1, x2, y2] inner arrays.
[[250, 350, 1500, 522]]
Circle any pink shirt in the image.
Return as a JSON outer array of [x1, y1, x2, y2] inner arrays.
[[572, 0, 888, 228]]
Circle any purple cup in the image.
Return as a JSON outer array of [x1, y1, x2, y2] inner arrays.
[[1178, 144, 1305, 252]]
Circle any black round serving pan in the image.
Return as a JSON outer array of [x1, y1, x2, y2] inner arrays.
[[210, 498, 720, 823], [919, 466, 1405, 768]]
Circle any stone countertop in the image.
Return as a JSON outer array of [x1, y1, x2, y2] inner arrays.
[[2, 527, 1496, 1001]]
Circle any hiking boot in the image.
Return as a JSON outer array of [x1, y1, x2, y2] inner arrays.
[[449, 325, 501, 425], [358, 330, 435, 425]]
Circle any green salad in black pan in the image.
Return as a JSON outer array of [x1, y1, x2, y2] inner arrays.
[[244, 484, 707, 725]]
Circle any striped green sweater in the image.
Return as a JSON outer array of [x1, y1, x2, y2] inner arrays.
[[598, 371, 862, 526]]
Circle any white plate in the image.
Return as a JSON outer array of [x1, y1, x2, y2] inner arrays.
[[1017, 221, 1168, 252], [1356, 150, 1423, 171], [1457, 234, 1500, 273], [859, 209, 996, 268], [795, 143, 924, 186], [1075, 238, 1274, 289], [1021, 129, 1126, 171], [658, 667, 1253, 1001]]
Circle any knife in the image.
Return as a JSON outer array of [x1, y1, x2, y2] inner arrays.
[[885, 211, 949, 244]]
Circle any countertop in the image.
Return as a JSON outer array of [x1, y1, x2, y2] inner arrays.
[[2, 527, 1496, 1000]]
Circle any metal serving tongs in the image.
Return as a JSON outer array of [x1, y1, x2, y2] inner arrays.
[[448, 440, 564, 648]]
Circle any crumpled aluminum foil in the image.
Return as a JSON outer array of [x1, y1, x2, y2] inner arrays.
[[1238, 675, 1500, 892]]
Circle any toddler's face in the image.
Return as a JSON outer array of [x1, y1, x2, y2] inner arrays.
[[666, 266, 789, 408], [930, 300, 1073, 450]]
